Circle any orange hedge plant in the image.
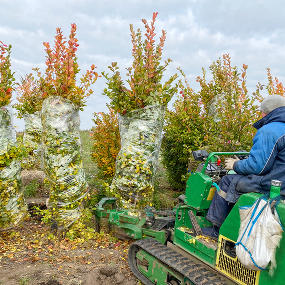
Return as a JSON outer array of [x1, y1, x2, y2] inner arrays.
[[90, 106, 120, 182], [102, 12, 177, 114], [0, 41, 15, 107], [264, 68, 285, 96], [162, 54, 263, 189], [14, 73, 46, 118], [38, 23, 99, 109]]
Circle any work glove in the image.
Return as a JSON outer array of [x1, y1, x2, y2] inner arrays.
[[225, 157, 239, 170]]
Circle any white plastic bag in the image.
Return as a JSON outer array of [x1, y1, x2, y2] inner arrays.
[[22, 111, 42, 169], [110, 104, 164, 210], [0, 106, 27, 229], [42, 96, 88, 228], [236, 197, 283, 271]]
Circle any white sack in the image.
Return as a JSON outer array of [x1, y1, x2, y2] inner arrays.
[[236, 198, 283, 271]]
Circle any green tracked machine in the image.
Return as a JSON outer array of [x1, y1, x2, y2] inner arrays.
[[94, 151, 285, 285]]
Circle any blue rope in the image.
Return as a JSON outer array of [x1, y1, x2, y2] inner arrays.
[[212, 182, 220, 191], [237, 198, 262, 243], [235, 241, 266, 270], [236, 195, 284, 271], [247, 202, 267, 240]]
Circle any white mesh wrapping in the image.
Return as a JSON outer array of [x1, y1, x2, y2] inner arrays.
[[42, 96, 88, 228], [22, 111, 42, 169], [0, 106, 27, 230], [110, 105, 164, 210]]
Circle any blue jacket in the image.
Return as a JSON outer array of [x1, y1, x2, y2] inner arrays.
[[233, 106, 285, 193]]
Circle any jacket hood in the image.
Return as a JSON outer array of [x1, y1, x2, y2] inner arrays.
[[253, 106, 285, 129]]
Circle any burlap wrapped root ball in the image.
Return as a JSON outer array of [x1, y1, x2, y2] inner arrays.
[[0, 107, 27, 229], [22, 111, 42, 169], [110, 105, 165, 210], [42, 96, 88, 229]]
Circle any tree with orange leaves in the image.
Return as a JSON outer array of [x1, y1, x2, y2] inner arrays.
[[103, 13, 177, 209], [40, 23, 98, 109], [265, 68, 285, 97], [0, 42, 15, 107], [103, 12, 177, 114], [40, 24, 99, 232], [90, 107, 120, 182], [162, 54, 263, 189]]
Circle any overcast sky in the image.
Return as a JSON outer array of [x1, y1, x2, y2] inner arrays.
[[1, 0, 285, 130]]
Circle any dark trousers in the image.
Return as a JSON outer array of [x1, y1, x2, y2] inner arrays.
[[206, 173, 266, 227], [206, 175, 235, 227]]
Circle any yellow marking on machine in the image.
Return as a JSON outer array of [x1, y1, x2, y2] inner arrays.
[[207, 187, 216, 200], [216, 235, 260, 285], [188, 238, 196, 244]]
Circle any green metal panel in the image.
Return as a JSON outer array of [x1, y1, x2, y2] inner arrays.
[[108, 210, 146, 239], [174, 227, 216, 265], [136, 249, 185, 284], [96, 197, 117, 211], [185, 173, 213, 210], [142, 228, 168, 244], [93, 197, 117, 218], [186, 152, 248, 210], [186, 152, 249, 211], [174, 205, 212, 229], [173, 205, 216, 265], [94, 198, 171, 241]]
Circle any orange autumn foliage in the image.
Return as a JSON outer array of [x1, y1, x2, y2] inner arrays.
[[38, 24, 99, 110], [102, 12, 177, 114], [266, 68, 285, 96], [162, 54, 262, 189], [0, 42, 15, 107], [15, 73, 46, 118], [90, 107, 120, 180]]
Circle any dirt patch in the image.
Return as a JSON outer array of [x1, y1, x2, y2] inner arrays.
[[0, 220, 138, 285], [0, 253, 137, 285], [21, 170, 45, 186], [83, 266, 136, 285]]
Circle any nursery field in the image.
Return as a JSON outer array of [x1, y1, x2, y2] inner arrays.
[[0, 130, 178, 285], [1, 9, 285, 285]]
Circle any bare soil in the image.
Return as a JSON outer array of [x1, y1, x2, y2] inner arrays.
[[0, 220, 139, 285]]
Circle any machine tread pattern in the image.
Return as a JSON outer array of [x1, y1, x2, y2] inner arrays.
[[129, 238, 229, 285], [188, 210, 203, 236]]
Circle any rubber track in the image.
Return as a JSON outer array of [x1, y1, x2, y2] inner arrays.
[[128, 238, 229, 285]]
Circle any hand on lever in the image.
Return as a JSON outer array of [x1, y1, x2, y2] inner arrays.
[[225, 157, 239, 170]]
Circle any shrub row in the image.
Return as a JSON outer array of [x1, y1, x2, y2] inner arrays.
[[91, 55, 285, 190]]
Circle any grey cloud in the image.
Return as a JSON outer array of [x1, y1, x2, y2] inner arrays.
[[191, 0, 285, 37], [0, 0, 284, 131]]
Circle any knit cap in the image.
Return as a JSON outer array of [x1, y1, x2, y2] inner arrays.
[[260, 95, 285, 114]]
